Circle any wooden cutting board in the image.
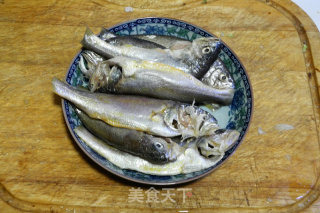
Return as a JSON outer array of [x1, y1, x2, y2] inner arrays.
[[1, 0, 320, 212]]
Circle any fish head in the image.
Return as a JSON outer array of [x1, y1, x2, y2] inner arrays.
[[89, 61, 110, 92], [202, 60, 235, 90], [89, 62, 122, 92], [144, 136, 182, 164], [190, 37, 222, 79], [82, 50, 105, 69], [79, 50, 105, 78], [197, 129, 240, 158], [164, 104, 219, 139], [191, 37, 221, 59]]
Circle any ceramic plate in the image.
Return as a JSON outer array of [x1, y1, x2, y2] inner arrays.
[[62, 17, 253, 185]]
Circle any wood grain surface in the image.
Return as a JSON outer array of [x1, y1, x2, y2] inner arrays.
[[1, 0, 320, 212]]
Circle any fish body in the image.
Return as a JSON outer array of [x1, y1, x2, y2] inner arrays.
[[105, 36, 165, 49], [89, 56, 234, 105], [82, 28, 185, 69], [82, 27, 222, 78], [76, 109, 182, 164], [53, 78, 178, 137], [74, 126, 225, 175], [131, 34, 235, 90], [52, 78, 219, 138], [99, 29, 189, 52], [98, 30, 234, 90]]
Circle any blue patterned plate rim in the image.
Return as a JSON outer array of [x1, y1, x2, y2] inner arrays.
[[61, 17, 253, 185]]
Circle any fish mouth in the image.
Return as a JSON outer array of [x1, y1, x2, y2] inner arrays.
[[164, 105, 219, 139], [196, 129, 240, 158]]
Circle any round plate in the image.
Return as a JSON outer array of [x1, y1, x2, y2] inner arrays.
[[62, 17, 253, 185]]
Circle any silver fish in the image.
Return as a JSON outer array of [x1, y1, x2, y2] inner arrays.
[[74, 126, 232, 175], [102, 35, 165, 49], [52, 78, 219, 138], [75, 108, 182, 164], [131, 34, 235, 90], [99, 30, 187, 53], [82, 27, 222, 79], [88, 56, 234, 105], [99, 30, 234, 90]]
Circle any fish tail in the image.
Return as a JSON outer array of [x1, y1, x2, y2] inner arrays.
[[99, 28, 117, 40], [85, 26, 95, 36], [81, 27, 116, 58], [52, 78, 86, 107], [81, 27, 96, 47], [52, 77, 69, 97]]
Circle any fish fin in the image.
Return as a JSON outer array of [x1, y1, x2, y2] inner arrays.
[[85, 26, 95, 36], [225, 130, 240, 151], [169, 41, 192, 50], [79, 55, 90, 77], [107, 56, 136, 69], [74, 107, 83, 117], [99, 28, 117, 40], [81, 27, 96, 46], [107, 56, 128, 66]]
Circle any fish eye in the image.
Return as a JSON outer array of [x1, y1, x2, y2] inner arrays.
[[219, 74, 227, 81], [155, 142, 163, 149], [202, 47, 212, 54]]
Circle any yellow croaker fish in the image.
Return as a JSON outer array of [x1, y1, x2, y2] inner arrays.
[[82, 27, 222, 79], [76, 108, 240, 164], [52, 78, 220, 138], [80, 30, 234, 104], [74, 126, 236, 175], [75, 108, 182, 165], [99, 29, 235, 90], [88, 56, 234, 105]]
